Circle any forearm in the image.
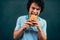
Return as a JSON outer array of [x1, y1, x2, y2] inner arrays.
[[37, 27, 47, 40], [13, 26, 25, 40]]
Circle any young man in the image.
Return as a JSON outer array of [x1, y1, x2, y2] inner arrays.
[[13, 0, 47, 40]]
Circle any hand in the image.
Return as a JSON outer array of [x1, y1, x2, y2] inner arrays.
[[31, 19, 41, 28], [22, 20, 32, 29]]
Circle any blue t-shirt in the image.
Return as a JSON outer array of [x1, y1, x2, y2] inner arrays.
[[15, 15, 47, 40]]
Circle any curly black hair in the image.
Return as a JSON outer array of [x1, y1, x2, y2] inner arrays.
[[27, 0, 44, 13]]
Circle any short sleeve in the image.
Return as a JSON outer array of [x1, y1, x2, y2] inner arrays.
[[15, 17, 21, 30], [42, 20, 47, 36]]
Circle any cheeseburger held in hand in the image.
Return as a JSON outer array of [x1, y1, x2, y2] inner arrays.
[[29, 14, 38, 26], [30, 15, 38, 21]]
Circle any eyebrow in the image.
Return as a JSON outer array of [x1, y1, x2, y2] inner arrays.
[[32, 7, 40, 10]]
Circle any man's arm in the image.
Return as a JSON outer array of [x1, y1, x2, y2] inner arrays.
[[32, 19, 47, 40], [37, 26, 47, 40], [13, 20, 32, 40], [13, 25, 25, 40], [37, 20, 47, 40]]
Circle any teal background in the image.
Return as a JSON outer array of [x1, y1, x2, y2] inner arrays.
[[0, 0, 60, 40]]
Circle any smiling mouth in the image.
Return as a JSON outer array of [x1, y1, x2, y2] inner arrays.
[[31, 12, 38, 16]]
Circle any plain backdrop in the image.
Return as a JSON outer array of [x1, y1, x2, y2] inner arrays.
[[0, 0, 60, 40]]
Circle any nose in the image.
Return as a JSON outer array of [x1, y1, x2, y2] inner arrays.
[[33, 9, 37, 13]]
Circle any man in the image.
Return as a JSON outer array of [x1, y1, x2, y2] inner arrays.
[[13, 0, 47, 40]]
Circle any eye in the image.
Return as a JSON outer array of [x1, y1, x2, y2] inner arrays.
[[32, 7, 35, 10], [37, 8, 40, 10]]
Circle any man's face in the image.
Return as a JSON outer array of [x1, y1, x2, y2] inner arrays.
[[29, 2, 41, 17]]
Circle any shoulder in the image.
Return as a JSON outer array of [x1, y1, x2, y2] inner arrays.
[[18, 15, 27, 19], [38, 17, 47, 25], [41, 18, 46, 23], [38, 17, 47, 28], [17, 15, 28, 20]]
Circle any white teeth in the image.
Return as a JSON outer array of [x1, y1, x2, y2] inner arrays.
[[31, 12, 38, 16]]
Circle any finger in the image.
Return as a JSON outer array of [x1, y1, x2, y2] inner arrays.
[[24, 24, 30, 28], [26, 20, 31, 22], [32, 21, 38, 25], [25, 21, 33, 25], [33, 22, 38, 25]]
